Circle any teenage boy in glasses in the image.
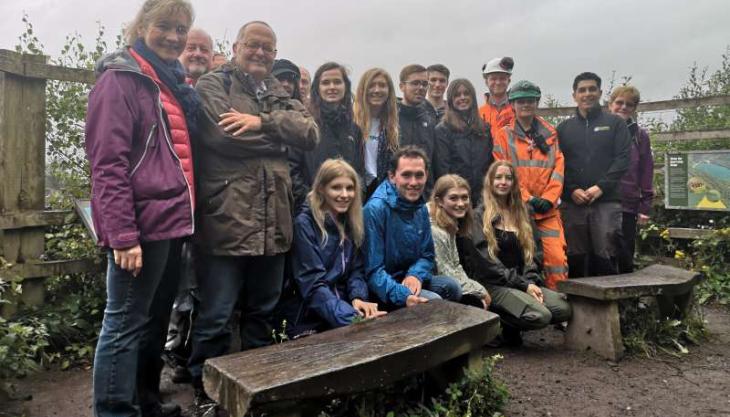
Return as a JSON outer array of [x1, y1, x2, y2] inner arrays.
[[398, 64, 437, 193]]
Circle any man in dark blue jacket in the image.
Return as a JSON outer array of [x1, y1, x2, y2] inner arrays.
[[363, 146, 462, 308], [557, 72, 631, 277]]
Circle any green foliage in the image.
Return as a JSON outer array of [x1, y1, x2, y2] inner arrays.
[[0, 317, 49, 379], [0, 15, 114, 380], [314, 355, 508, 417], [621, 297, 707, 358], [686, 228, 730, 305]]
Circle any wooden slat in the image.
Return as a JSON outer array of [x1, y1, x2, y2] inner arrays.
[[644, 227, 717, 240], [24, 61, 95, 84], [0, 210, 74, 230], [667, 227, 716, 240], [652, 129, 730, 142], [204, 301, 500, 417], [537, 94, 730, 117], [0, 258, 105, 281], [0, 49, 95, 84]]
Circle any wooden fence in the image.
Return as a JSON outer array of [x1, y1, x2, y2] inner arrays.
[[0, 49, 99, 316], [0, 48, 728, 315]]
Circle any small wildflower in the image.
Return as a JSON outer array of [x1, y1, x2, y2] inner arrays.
[[674, 250, 686, 260]]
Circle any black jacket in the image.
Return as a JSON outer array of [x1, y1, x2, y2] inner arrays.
[[291, 111, 364, 210], [397, 101, 436, 172], [456, 207, 544, 291], [433, 120, 494, 206], [556, 104, 631, 202]]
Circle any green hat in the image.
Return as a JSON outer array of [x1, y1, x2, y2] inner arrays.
[[508, 80, 541, 102]]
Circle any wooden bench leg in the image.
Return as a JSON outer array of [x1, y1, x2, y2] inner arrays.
[[564, 296, 624, 361]]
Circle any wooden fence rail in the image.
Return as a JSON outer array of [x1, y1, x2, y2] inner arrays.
[[537, 94, 730, 117]]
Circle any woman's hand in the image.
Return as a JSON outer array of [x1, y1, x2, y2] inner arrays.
[[352, 299, 387, 319], [402, 275, 422, 296], [113, 244, 143, 277], [638, 213, 650, 225], [482, 291, 492, 310], [219, 108, 262, 135], [526, 284, 544, 304]]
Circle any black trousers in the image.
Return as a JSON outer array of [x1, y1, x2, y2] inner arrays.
[[618, 212, 638, 273]]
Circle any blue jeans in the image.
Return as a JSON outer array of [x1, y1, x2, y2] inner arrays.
[[93, 239, 181, 417], [420, 275, 463, 301], [188, 254, 285, 381]]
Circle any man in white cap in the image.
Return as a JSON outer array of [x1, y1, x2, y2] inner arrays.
[[479, 56, 515, 137]]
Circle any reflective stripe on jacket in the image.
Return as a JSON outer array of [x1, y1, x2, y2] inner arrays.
[[479, 98, 514, 138], [493, 117, 564, 220]]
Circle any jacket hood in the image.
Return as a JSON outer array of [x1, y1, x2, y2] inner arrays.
[[94, 48, 141, 76], [370, 179, 426, 212], [397, 99, 429, 121]]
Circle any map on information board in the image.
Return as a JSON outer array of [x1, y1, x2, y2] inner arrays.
[[665, 150, 730, 211]]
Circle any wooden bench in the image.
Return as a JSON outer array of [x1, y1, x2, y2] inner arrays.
[[203, 300, 500, 417], [557, 264, 702, 361]]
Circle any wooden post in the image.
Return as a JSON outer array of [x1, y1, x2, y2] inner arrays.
[[0, 50, 49, 316]]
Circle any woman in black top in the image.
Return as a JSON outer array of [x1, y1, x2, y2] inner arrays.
[[457, 161, 571, 345], [433, 79, 493, 206], [291, 62, 364, 210]]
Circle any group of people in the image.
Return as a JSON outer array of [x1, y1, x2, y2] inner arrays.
[[84, 1, 655, 417]]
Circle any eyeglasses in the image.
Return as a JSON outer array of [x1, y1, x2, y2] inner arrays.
[[406, 80, 429, 88], [612, 99, 637, 109], [242, 42, 277, 54]]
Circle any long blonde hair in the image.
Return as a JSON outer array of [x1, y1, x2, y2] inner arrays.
[[353, 68, 399, 151], [307, 159, 364, 247], [481, 161, 535, 265], [125, 0, 194, 46], [428, 175, 474, 237]]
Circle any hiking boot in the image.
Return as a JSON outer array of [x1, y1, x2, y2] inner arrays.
[[502, 325, 523, 347], [193, 387, 219, 417], [142, 401, 181, 417], [171, 365, 192, 384]]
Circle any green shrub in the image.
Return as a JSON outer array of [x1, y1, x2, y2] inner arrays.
[[314, 355, 509, 417]]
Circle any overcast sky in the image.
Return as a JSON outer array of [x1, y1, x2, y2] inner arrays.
[[2, 0, 729, 106]]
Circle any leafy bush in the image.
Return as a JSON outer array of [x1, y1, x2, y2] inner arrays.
[[621, 297, 707, 358], [313, 354, 508, 417]]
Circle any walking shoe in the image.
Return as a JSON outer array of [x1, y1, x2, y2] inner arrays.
[[142, 401, 181, 417], [501, 325, 523, 347], [193, 387, 219, 417], [171, 365, 192, 384]]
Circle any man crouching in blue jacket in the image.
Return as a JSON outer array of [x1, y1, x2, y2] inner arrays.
[[364, 145, 462, 308]]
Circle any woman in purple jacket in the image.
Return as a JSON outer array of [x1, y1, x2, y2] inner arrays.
[[608, 86, 655, 273], [85, 1, 199, 416]]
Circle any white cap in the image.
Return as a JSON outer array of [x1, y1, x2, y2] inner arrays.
[[482, 57, 514, 75]]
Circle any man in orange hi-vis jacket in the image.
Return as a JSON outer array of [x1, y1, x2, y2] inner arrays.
[[479, 57, 515, 138], [492, 80, 568, 289]]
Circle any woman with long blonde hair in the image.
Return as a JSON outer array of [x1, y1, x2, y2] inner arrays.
[[428, 175, 492, 309], [277, 159, 385, 338], [456, 161, 571, 346], [353, 68, 400, 197]]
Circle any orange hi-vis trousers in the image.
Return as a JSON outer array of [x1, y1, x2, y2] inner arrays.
[[535, 214, 568, 289]]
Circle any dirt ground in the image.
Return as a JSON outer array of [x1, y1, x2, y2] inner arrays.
[[2, 305, 729, 417]]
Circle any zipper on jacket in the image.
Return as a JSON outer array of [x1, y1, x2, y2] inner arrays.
[[130, 122, 157, 177]]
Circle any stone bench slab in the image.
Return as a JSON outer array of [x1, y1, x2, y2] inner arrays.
[[557, 264, 702, 301], [557, 264, 702, 361]]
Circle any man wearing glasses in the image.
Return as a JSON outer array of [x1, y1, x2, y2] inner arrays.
[[398, 64, 437, 191], [189, 20, 319, 415], [557, 72, 630, 278]]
